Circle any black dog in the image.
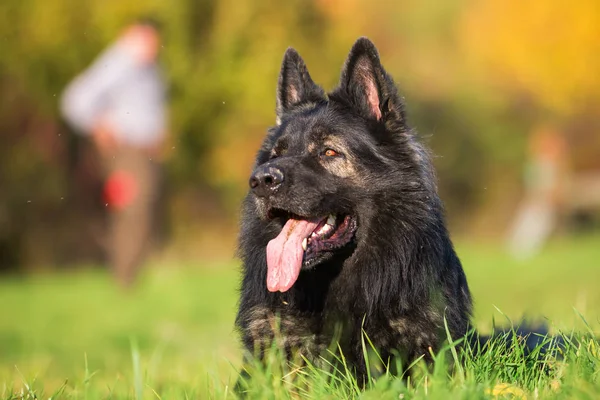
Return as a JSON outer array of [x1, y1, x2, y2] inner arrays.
[[236, 37, 472, 380]]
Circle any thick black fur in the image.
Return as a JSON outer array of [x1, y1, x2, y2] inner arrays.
[[236, 37, 472, 380]]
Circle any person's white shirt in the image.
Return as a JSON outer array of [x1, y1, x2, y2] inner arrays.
[[61, 38, 167, 148]]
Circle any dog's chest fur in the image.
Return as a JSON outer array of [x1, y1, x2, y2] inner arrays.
[[239, 262, 447, 370]]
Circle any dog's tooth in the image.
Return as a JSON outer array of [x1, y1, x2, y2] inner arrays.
[[317, 224, 330, 235], [302, 238, 307, 251], [327, 214, 336, 226]]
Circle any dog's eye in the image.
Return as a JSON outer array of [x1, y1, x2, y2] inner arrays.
[[323, 149, 339, 157]]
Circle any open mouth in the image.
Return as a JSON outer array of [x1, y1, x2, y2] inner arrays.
[[265, 209, 357, 293]]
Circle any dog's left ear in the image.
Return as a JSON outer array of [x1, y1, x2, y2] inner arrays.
[[338, 37, 404, 123], [276, 48, 326, 124]]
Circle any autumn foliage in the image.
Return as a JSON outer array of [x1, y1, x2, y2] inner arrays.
[[0, 0, 597, 269]]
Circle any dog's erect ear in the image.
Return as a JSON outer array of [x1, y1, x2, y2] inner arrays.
[[276, 48, 326, 123], [338, 37, 404, 123]]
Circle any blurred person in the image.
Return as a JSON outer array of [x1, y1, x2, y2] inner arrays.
[[507, 125, 567, 259], [61, 19, 168, 287]]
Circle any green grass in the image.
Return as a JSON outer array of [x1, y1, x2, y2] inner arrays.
[[1, 236, 599, 398]]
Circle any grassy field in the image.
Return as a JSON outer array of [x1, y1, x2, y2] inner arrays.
[[1, 235, 599, 398]]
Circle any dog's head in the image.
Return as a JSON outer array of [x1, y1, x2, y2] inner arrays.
[[246, 38, 434, 292]]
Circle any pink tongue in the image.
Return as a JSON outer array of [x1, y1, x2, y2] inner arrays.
[[266, 218, 321, 292]]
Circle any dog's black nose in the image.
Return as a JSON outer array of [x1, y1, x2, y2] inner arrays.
[[249, 165, 284, 197]]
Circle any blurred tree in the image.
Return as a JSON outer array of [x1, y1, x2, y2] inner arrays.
[[0, 0, 598, 270], [458, 0, 600, 234], [459, 0, 600, 117]]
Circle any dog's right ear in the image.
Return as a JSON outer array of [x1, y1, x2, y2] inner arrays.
[[276, 48, 326, 124]]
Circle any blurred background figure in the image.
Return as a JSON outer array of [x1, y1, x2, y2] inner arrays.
[[60, 19, 167, 287], [507, 126, 567, 259], [507, 122, 600, 259]]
